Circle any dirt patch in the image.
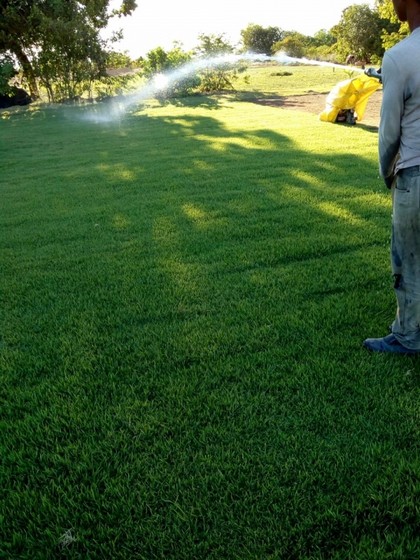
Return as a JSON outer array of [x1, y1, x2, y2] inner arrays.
[[253, 90, 382, 128]]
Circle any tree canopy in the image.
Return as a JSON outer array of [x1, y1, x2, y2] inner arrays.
[[331, 3, 385, 63], [240, 24, 283, 55], [375, 0, 409, 49], [0, 0, 137, 99], [194, 34, 240, 94]]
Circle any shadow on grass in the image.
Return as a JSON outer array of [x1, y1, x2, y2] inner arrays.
[[1, 103, 394, 379], [357, 122, 379, 133]]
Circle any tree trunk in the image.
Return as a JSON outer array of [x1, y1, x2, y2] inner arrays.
[[13, 46, 40, 100]]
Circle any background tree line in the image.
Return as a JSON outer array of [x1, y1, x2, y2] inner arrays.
[[0, 1, 407, 104]]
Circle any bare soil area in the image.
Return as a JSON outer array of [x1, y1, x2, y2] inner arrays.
[[253, 90, 382, 128]]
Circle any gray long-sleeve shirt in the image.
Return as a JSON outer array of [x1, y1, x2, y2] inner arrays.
[[379, 27, 420, 185]]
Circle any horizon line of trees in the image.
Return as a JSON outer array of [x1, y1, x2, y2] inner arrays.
[[0, 1, 407, 104]]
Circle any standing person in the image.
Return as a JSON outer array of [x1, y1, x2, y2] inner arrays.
[[364, 0, 420, 354]]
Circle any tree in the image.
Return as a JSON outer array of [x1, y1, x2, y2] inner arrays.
[[142, 45, 197, 98], [313, 29, 336, 48], [0, 1, 137, 100], [0, 53, 16, 95], [194, 34, 238, 93], [194, 34, 234, 58], [33, 4, 110, 101], [304, 29, 338, 61], [106, 51, 133, 69], [143, 44, 192, 76], [240, 24, 283, 55], [331, 3, 385, 63], [142, 46, 170, 75], [375, 0, 408, 49], [0, 0, 40, 98], [273, 32, 309, 58]]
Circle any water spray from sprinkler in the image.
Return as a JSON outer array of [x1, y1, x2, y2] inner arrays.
[[80, 52, 368, 124]]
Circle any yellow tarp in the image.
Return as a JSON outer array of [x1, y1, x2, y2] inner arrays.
[[319, 73, 381, 123]]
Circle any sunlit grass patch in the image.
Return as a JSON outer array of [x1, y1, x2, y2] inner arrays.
[[236, 64, 354, 96]]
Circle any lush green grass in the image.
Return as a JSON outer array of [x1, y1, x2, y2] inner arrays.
[[235, 64, 356, 97], [1, 70, 419, 559]]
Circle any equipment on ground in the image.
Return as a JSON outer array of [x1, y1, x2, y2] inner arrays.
[[319, 69, 382, 125]]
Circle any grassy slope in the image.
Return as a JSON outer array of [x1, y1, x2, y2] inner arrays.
[[235, 63, 352, 96], [1, 67, 419, 559]]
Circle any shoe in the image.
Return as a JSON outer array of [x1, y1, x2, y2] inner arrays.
[[363, 334, 420, 354]]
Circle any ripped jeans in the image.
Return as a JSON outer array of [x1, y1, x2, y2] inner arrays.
[[391, 165, 420, 349]]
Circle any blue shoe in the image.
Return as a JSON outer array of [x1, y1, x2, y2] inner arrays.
[[363, 334, 420, 354]]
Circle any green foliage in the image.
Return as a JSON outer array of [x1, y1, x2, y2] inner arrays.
[[143, 45, 191, 76], [0, 1, 138, 101], [332, 4, 385, 62], [306, 44, 339, 63], [97, 51, 140, 100], [106, 50, 134, 69], [272, 30, 338, 63], [143, 45, 198, 98], [241, 24, 283, 55], [196, 66, 234, 93], [313, 28, 337, 47], [194, 34, 240, 94], [194, 33, 234, 57], [112, 0, 138, 17], [0, 54, 16, 95], [376, 0, 409, 49], [95, 72, 142, 100], [143, 46, 170, 74], [273, 32, 309, 58], [142, 38, 241, 98], [1, 70, 418, 558], [375, 0, 399, 21], [34, 16, 109, 102]]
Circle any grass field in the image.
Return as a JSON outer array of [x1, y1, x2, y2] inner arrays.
[[1, 66, 419, 559], [234, 63, 353, 96]]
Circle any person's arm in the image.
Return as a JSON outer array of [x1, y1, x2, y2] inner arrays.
[[379, 53, 405, 187]]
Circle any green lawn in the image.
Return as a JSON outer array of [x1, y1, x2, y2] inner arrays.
[[1, 67, 419, 559], [235, 63, 354, 96]]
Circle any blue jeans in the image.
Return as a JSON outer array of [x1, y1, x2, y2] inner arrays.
[[391, 165, 420, 349]]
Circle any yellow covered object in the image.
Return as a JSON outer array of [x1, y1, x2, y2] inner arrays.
[[319, 73, 381, 123]]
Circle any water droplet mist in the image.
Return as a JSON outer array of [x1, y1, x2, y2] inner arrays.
[[80, 53, 362, 124]]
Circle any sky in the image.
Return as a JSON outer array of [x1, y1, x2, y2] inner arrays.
[[104, 0, 377, 59]]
